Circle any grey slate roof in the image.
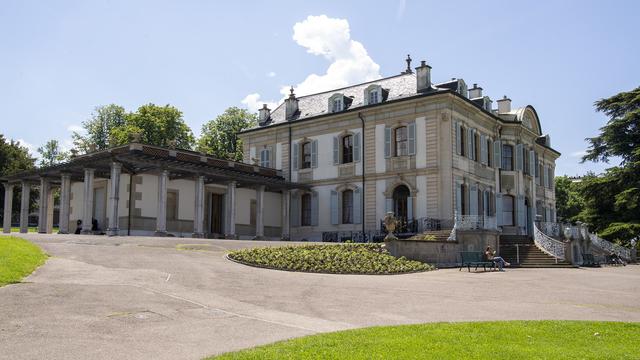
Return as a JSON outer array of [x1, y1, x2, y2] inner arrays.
[[265, 73, 420, 125]]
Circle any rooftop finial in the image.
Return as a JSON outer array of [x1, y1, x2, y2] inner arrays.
[[289, 86, 295, 98], [405, 54, 412, 74]]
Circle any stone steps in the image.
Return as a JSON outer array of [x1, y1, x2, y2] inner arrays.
[[499, 235, 572, 267]]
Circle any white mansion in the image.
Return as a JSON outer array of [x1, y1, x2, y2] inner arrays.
[[1, 57, 558, 245]]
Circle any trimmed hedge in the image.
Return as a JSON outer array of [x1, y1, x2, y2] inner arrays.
[[227, 243, 434, 274]]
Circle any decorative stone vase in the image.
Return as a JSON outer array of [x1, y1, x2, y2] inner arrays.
[[383, 211, 398, 242]]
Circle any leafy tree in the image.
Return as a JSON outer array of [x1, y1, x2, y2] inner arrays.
[[111, 104, 195, 149], [578, 86, 640, 246], [0, 135, 36, 226], [554, 176, 584, 222], [197, 107, 257, 161], [72, 104, 127, 152], [37, 139, 69, 167]]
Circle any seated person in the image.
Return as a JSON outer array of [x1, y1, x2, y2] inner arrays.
[[485, 246, 510, 271], [74, 220, 82, 234]]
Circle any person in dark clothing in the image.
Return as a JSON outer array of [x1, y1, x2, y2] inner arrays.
[[91, 218, 98, 231], [75, 220, 82, 234]]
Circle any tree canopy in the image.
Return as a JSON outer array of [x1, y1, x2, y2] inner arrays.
[[197, 107, 256, 161], [73, 104, 127, 152], [37, 139, 69, 167], [0, 135, 35, 176]]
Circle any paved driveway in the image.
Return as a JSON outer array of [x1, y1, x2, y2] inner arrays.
[[1, 234, 639, 360]]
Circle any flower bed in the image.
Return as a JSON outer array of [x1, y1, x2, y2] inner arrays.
[[227, 243, 434, 274]]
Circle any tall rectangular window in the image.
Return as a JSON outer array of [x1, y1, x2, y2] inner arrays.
[[395, 126, 408, 156], [301, 194, 312, 226], [301, 142, 311, 169], [167, 191, 178, 221], [369, 90, 379, 104], [342, 190, 353, 224], [502, 144, 513, 170], [502, 195, 514, 226], [342, 135, 353, 163], [332, 98, 343, 112]]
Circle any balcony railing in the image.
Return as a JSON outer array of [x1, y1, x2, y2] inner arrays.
[[454, 214, 498, 231]]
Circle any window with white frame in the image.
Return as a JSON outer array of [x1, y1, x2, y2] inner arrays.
[[395, 126, 408, 156], [259, 148, 271, 168], [342, 189, 353, 224], [342, 135, 353, 163], [301, 141, 312, 169]]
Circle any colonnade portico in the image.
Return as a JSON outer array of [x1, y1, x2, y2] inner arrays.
[[2, 142, 303, 239]]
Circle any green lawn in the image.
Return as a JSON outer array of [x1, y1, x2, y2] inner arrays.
[[211, 321, 639, 360], [8, 227, 59, 233], [0, 235, 48, 286], [228, 243, 433, 274]]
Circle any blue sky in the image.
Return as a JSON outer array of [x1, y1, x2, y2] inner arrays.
[[1, 0, 638, 176]]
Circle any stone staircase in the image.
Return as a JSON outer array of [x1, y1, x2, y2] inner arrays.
[[499, 235, 574, 268]]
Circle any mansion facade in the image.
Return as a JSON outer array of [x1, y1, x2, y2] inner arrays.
[[1, 57, 559, 243]]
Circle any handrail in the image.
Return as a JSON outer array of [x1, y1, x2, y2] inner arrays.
[[533, 224, 565, 262], [589, 233, 631, 260]]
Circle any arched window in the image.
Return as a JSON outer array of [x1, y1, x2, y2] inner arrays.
[[502, 144, 513, 170], [502, 195, 514, 226], [301, 141, 312, 169], [301, 193, 312, 226], [392, 185, 410, 220], [394, 126, 408, 156], [342, 189, 353, 224], [342, 135, 353, 164]]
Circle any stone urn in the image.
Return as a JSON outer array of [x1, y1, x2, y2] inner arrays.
[[383, 211, 398, 242]]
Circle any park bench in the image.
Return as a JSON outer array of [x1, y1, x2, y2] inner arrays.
[[459, 251, 496, 272], [581, 253, 600, 267]]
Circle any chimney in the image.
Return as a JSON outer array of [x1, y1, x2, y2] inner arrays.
[[497, 95, 512, 113], [258, 104, 271, 125], [415, 60, 432, 93], [285, 86, 299, 120], [468, 83, 483, 98]]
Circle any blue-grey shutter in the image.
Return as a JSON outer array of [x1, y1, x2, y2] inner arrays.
[[516, 144, 523, 171], [332, 137, 339, 165], [529, 150, 535, 175], [384, 127, 391, 158], [543, 165, 549, 188], [353, 132, 361, 162], [353, 187, 362, 224], [407, 122, 416, 156], [494, 141, 502, 169], [311, 139, 318, 168], [470, 185, 478, 216], [467, 128, 473, 159], [471, 129, 477, 160], [480, 134, 487, 164], [385, 198, 393, 213], [550, 208, 555, 222], [311, 191, 319, 226], [330, 190, 339, 225], [483, 191, 489, 216], [455, 182, 462, 215], [517, 195, 525, 227], [455, 122, 461, 155], [291, 193, 300, 227], [407, 196, 413, 220], [292, 142, 299, 170], [496, 193, 503, 226]]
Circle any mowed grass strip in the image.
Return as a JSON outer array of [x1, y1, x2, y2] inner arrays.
[[0, 235, 47, 286], [228, 243, 433, 274], [211, 321, 639, 360]]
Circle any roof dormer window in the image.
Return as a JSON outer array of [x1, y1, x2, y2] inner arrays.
[[457, 79, 468, 98], [364, 84, 384, 105], [332, 97, 343, 112], [329, 93, 349, 113]]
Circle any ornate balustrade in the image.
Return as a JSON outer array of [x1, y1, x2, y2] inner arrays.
[[534, 224, 565, 262], [589, 233, 631, 260], [538, 222, 561, 238], [455, 215, 498, 231]]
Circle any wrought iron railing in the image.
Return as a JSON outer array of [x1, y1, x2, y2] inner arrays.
[[589, 233, 631, 260], [538, 222, 561, 238], [321, 231, 386, 243], [534, 224, 565, 262], [455, 215, 498, 230]]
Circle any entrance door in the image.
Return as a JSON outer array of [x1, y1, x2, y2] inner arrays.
[[93, 187, 106, 230], [210, 193, 224, 235], [392, 185, 410, 221]]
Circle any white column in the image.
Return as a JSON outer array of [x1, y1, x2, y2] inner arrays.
[[81, 168, 95, 234], [107, 163, 121, 236], [38, 178, 50, 233], [193, 175, 205, 238], [58, 173, 71, 234], [155, 170, 168, 236], [3, 183, 14, 233], [281, 190, 290, 241], [19, 181, 30, 233], [254, 185, 265, 240], [225, 181, 236, 239]]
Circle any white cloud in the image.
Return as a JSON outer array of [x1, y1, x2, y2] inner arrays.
[[266, 71, 276, 78], [571, 150, 588, 158], [16, 138, 38, 158], [241, 93, 279, 113], [241, 15, 382, 112], [396, 0, 407, 20], [67, 124, 84, 134]]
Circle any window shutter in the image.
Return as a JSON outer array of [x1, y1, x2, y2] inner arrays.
[[550, 167, 554, 189], [517, 195, 525, 228], [384, 127, 391, 158], [515, 144, 523, 171], [470, 185, 478, 216], [455, 183, 462, 216], [291, 193, 300, 227], [353, 132, 361, 162], [543, 165, 549, 188], [494, 141, 502, 169], [353, 187, 362, 224], [311, 191, 319, 226], [529, 150, 535, 175], [480, 134, 487, 165], [332, 136, 339, 165], [496, 193, 503, 226], [385, 198, 393, 214], [330, 190, 339, 225], [292, 142, 299, 171], [407, 196, 413, 220], [407, 122, 416, 156], [311, 140, 318, 168], [550, 208, 555, 222], [467, 128, 473, 159], [472, 129, 477, 160], [455, 122, 461, 155]]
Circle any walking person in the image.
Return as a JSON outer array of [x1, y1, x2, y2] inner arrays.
[[485, 246, 510, 271]]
